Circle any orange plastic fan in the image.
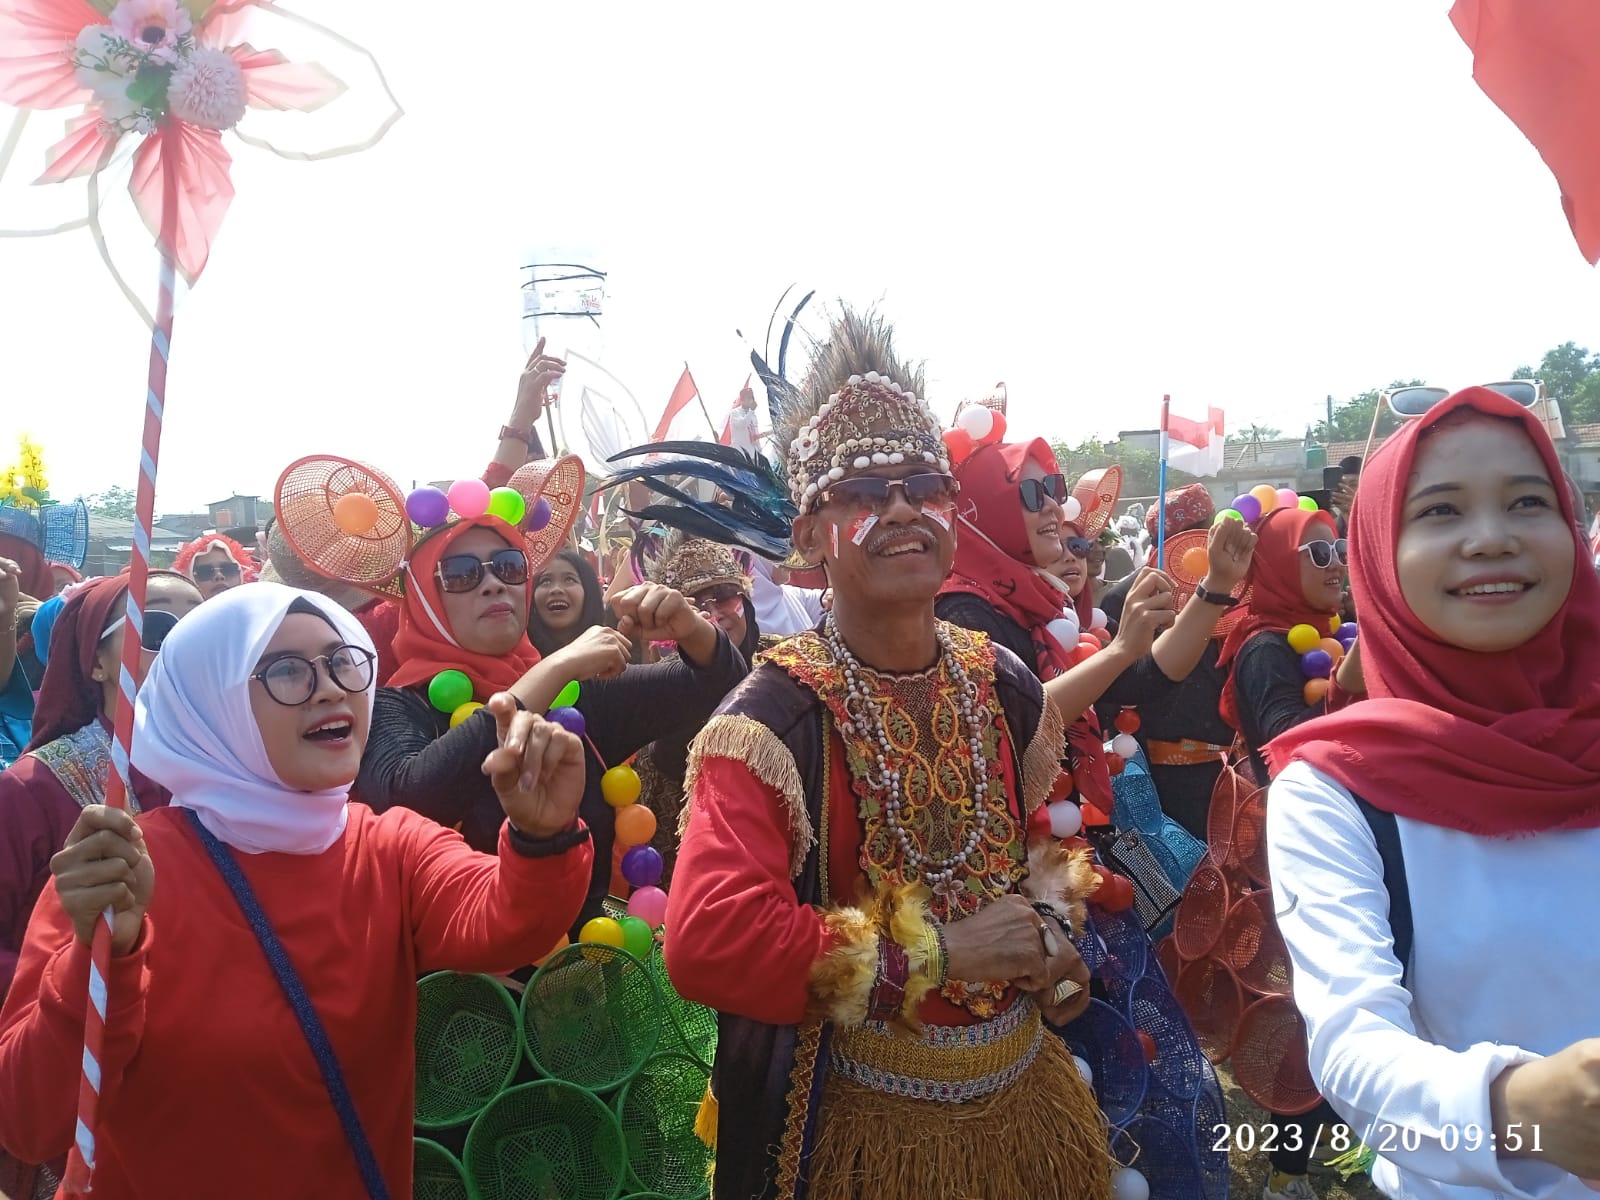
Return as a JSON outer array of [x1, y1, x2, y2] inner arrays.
[[509, 455, 586, 574]]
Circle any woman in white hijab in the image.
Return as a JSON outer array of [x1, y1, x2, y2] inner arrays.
[[0, 584, 592, 1200]]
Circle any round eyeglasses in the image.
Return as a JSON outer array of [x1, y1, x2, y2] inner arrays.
[[250, 644, 376, 706]]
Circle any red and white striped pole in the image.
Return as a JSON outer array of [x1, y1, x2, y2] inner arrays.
[[62, 153, 180, 1197]]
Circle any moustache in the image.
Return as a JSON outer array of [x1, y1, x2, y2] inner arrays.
[[864, 523, 938, 556]]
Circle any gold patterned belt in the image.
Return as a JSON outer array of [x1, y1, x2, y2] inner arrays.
[[1144, 737, 1229, 767], [827, 998, 1044, 1104]]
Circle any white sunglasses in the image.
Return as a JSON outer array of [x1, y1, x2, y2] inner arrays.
[[1363, 379, 1546, 464]]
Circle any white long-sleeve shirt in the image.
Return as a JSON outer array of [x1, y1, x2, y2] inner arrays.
[[748, 557, 824, 638], [1266, 760, 1600, 1200]]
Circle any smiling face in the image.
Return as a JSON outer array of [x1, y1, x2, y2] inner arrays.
[[1396, 415, 1574, 652], [437, 526, 529, 657], [1052, 535, 1089, 597], [532, 557, 586, 636], [190, 546, 243, 600], [1298, 516, 1347, 612], [1019, 459, 1065, 567], [248, 611, 371, 792]]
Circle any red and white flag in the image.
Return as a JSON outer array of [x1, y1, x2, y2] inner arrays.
[[652, 366, 703, 442], [1163, 404, 1226, 478], [718, 376, 762, 452]]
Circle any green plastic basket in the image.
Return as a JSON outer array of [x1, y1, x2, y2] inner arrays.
[[413, 1137, 471, 1200], [414, 971, 523, 1129], [521, 944, 662, 1094], [646, 946, 717, 1069], [616, 1054, 713, 1199], [463, 1080, 626, 1200]]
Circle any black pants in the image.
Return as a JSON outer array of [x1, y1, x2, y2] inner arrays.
[[1268, 1100, 1341, 1174]]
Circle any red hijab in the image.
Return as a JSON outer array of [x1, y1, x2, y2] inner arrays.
[[387, 518, 543, 701], [1267, 388, 1600, 835], [0, 532, 53, 600], [943, 439, 1076, 679], [26, 575, 126, 751], [1217, 506, 1341, 733]]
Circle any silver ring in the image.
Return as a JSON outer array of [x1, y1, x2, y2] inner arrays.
[[1052, 978, 1081, 1005]]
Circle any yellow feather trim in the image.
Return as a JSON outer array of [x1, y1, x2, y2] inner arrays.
[[1021, 690, 1067, 816], [807, 903, 880, 1027], [1020, 837, 1097, 936], [683, 713, 815, 879]]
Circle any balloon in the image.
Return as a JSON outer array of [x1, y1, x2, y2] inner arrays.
[[1250, 484, 1280, 513], [1213, 508, 1243, 526], [957, 405, 995, 440], [1135, 1030, 1158, 1063], [602, 764, 642, 807], [1318, 637, 1345, 662], [1090, 608, 1108, 631], [1046, 617, 1077, 650], [1072, 1054, 1094, 1087], [579, 917, 624, 948], [427, 670, 473, 714], [553, 680, 581, 708], [618, 915, 654, 960], [1047, 799, 1083, 839], [1104, 752, 1126, 776], [1286, 623, 1322, 654], [1096, 873, 1135, 912], [547, 706, 586, 736], [941, 427, 976, 463], [628, 885, 669, 928], [1304, 677, 1331, 704], [988, 411, 1008, 441], [1298, 495, 1320, 512], [614, 802, 657, 846], [1300, 649, 1333, 679], [1179, 545, 1209, 577], [1231, 494, 1262, 524], [621, 845, 664, 889], [487, 486, 526, 526], [1112, 1166, 1151, 1200], [1026, 804, 1053, 839], [449, 701, 483, 728], [1048, 768, 1076, 802], [332, 492, 379, 536], [1080, 802, 1111, 826], [1062, 496, 1082, 522], [447, 478, 491, 520], [525, 497, 553, 531], [1110, 733, 1140, 760], [1329, 614, 1342, 634], [1336, 621, 1358, 643], [1276, 488, 1299, 511], [406, 486, 450, 527]]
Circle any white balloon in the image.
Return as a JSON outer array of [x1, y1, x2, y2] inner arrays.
[[1091, 607, 1108, 630], [957, 405, 995, 440], [1062, 496, 1083, 522], [1047, 799, 1083, 839], [1072, 1054, 1094, 1087], [1046, 617, 1079, 651], [1111, 1167, 1150, 1200], [1111, 733, 1140, 760]]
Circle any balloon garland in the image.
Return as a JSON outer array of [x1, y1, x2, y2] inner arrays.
[[1290, 617, 1356, 704], [401, 480, 558, 537]]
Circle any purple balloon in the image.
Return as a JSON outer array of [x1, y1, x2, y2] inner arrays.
[[406, 486, 450, 527], [525, 497, 553, 532], [547, 706, 587, 736], [1232, 494, 1263, 524], [621, 845, 664, 889], [1336, 622, 1358, 644], [1300, 649, 1333, 679]]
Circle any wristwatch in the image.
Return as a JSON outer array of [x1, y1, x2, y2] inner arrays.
[[1194, 583, 1240, 608], [498, 423, 532, 445]]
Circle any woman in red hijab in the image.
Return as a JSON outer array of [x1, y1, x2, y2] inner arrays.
[[356, 515, 748, 935], [0, 571, 200, 999], [1265, 389, 1600, 1196]]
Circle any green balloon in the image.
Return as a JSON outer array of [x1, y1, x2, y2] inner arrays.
[[427, 669, 473, 714], [553, 680, 580, 709], [1297, 495, 1319, 511], [487, 486, 526, 526], [1214, 508, 1244, 525], [618, 915, 654, 960]]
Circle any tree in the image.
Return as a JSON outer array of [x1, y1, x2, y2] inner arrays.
[[1314, 380, 1425, 444], [1048, 438, 1196, 499], [86, 485, 138, 521], [1510, 341, 1600, 425]]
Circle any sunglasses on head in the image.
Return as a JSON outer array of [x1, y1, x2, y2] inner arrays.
[[98, 608, 181, 653], [1299, 539, 1349, 569], [821, 472, 958, 512], [436, 548, 530, 593], [191, 561, 242, 582], [1019, 473, 1069, 514], [692, 585, 744, 613], [1383, 380, 1542, 418]]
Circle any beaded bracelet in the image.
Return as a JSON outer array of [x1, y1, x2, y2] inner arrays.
[[866, 936, 910, 1021], [1030, 901, 1074, 941]]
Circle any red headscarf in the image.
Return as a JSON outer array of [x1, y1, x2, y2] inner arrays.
[[387, 517, 542, 701], [26, 575, 126, 751], [1267, 388, 1600, 835], [943, 439, 1077, 679], [1217, 506, 1341, 733], [0, 532, 53, 600], [173, 533, 257, 582]]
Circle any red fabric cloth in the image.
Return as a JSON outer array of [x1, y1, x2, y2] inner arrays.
[[1217, 507, 1340, 732], [1451, 0, 1600, 264], [666, 734, 1024, 1029], [0, 534, 51, 601], [0, 803, 591, 1196], [25, 576, 125, 753], [353, 597, 401, 688], [1267, 388, 1600, 836], [387, 517, 542, 701], [943, 439, 1077, 679]]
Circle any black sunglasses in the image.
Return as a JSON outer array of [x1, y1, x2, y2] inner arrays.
[[250, 644, 376, 706], [821, 472, 958, 512], [1019, 474, 1068, 514], [98, 609, 182, 653], [192, 561, 242, 582], [436, 548, 530, 593], [1299, 539, 1349, 569], [1062, 535, 1093, 559]]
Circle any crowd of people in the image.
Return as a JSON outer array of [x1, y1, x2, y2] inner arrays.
[[0, 309, 1596, 1200]]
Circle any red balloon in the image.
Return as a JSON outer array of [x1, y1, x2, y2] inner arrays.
[[1114, 709, 1141, 734], [988, 411, 1008, 441], [1097, 874, 1136, 913], [1136, 1030, 1158, 1063], [1080, 803, 1111, 827], [942, 427, 975, 463], [1105, 752, 1127, 776], [1027, 804, 1053, 839], [1048, 769, 1076, 803]]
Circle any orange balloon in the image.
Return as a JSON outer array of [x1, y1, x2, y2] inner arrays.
[[1318, 637, 1345, 662], [1250, 484, 1280, 514], [1303, 678, 1330, 704], [614, 803, 658, 847], [333, 492, 379, 536], [1180, 545, 1209, 577]]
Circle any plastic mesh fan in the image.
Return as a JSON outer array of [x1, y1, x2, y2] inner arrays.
[[509, 456, 586, 574], [617, 1053, 713, 1199], [274, 455, 411, 593], [1154, 935, 1181, 985], [1090, 903, 1149, 1000], [414, 972, 523, 1129], [1223, 889, 1292, 997], [1130, 975, 1210, 1102], [463, 1080, 626, 1200], [413, 1138, 471, 1200], [1232, 787, 1271, 887], [1064, 999, 1147, 1126], [1230, 994, 1321, 1116], [41, 500, 89, 570], [1069, 466, 1122, 540], [1173, 857, 1231, 962], [1173, 955, 1244, 1064], [647, 946, 716, 1068], [1111, 1115, 1202, 1199], [522, 944, 662, 1093]]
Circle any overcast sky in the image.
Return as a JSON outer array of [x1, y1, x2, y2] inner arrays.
[[2, 1, 1597, 511]]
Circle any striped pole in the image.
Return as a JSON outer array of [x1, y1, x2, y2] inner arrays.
[[1156, 394, 1171, 571], [61, 152, 180, 1198]]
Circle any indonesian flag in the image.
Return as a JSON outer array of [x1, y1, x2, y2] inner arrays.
[[652, 367, 702, 441], [1451, 0, 1600, 264], [1163, 404, 1226, 478]]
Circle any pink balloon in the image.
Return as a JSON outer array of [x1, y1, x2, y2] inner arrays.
[[447, 478, 491, 520], [1275, 488, 1299, 511], [628, 885, 669, 928]]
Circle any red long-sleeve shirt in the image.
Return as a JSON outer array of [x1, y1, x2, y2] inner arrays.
[[0, 802, 591, 1198]]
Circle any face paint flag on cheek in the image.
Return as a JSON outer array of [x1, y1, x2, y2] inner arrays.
[[830, 522, 841, 559], [849, 512, 880, 546], [925, 503, 954, 533]]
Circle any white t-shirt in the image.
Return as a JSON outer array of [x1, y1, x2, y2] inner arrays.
[[1267, 760, 1600, 1199], [748, 556, 824, 638]]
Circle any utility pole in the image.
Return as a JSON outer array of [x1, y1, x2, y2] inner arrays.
[[1326, 394, 1335, 432]]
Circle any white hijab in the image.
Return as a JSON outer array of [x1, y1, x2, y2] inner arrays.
[[133, 582, 376, 855]]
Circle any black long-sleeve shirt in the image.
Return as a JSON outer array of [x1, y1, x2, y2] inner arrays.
[[355, 629, 749, 934], [1231, 631, 1326, 778]]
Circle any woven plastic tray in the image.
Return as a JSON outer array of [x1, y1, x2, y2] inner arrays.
[[522, 943, 662, 1094], [615, 1053, 713, 1199]]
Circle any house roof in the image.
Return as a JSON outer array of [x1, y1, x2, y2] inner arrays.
[[87, 513, 189, 545]]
